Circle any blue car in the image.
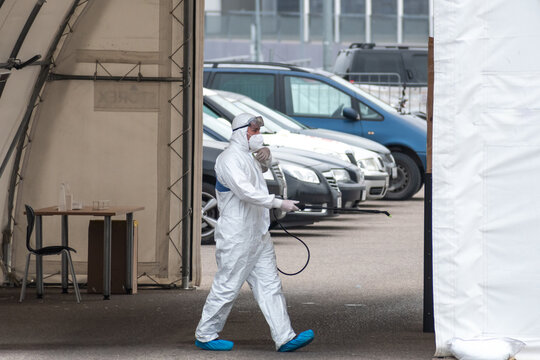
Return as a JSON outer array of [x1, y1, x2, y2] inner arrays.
[[204, 62, 427, 200]]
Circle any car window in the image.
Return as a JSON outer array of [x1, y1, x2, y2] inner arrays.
[[331, 74, 396, 115], [211, 72, 276, 108], [404, 53, 428, 83], [203, 104, 220, 118], [352, 52, 403, 83], [284, 76, 352, 118], [358, 102, 383, 121]]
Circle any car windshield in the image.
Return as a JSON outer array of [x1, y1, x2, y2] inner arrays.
[[237, 97, 307, 131], [330, 74, 399, 114], [207, 94, 274, 133]]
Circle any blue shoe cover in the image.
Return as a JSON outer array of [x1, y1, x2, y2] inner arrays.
[[278, 330, 314, 352], [195, 339, 234, 351]]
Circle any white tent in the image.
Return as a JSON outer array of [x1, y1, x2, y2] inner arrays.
[[433, 0, 540, 358], [0, 0, 204, 287]]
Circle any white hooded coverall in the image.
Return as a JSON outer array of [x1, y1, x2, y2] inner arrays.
[[195, 114, 296, 349]]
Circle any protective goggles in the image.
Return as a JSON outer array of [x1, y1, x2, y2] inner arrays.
[[232, 115, 264, 131]]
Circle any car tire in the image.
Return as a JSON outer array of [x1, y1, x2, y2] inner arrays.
[[385, 152, 421, 200], [201, 182, 219, 245]]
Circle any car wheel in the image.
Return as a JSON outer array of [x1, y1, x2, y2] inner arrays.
[[201, 182, 219, 245], [385, 152, 421, 200]]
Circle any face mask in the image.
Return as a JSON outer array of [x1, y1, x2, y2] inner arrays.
[[248, 134, 264, 151]]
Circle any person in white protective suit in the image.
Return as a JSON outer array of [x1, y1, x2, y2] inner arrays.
[[195, 113, 315, 352]]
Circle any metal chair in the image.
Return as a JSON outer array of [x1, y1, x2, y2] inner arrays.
[[19, 205, 81, 303]]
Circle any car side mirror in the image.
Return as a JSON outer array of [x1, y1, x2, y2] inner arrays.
[[343, 107, 360, 121]]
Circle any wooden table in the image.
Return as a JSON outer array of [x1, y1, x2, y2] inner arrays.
[[33, 206, 144, 300]]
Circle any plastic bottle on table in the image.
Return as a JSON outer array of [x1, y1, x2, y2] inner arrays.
[[58, 183, 66, 211], [65, 183, 72, 211]]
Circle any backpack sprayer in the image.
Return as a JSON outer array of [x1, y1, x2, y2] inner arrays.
[[275, 202, 391, 276]]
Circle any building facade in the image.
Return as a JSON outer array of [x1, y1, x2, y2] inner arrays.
[[204, 0, 431, 67]]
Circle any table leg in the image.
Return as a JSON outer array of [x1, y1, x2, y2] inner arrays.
[[126, 212, 133, 294], [61, 215, 69, 293], [103, 215, 112, 300], [36, 215, 43, 298]]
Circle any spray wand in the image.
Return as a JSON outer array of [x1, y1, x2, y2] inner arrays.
[[296, 203, 391, 217]]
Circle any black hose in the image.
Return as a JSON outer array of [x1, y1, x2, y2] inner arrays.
[[274, 217, 310, 276]]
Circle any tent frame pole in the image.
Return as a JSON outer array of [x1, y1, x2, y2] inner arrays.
[[181, 0, 194, 290], [423, 36, 434, 333]]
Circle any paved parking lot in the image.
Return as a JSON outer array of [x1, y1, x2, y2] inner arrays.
[[0, 190, 435, 359]]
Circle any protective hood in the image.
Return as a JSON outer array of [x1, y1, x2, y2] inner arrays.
[[229, 113, 253, 152]]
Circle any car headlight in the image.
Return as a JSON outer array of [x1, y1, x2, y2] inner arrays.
[[263, 169, 274, 180], [281, 164, 320, 184], [357, 158, 380, 171], [324, 169, 351, 182]]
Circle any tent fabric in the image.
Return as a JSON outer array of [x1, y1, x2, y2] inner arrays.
[[433, 0, 540, 358], [0, 0, 76, 279], [0, 0, 202, 286]]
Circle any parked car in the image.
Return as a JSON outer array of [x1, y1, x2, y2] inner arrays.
[[203, 138, 286, 244], [333, 43, 428, 116], [213, 89, 396, 194], [334, 43, 428, 85], [204, 62, 426, 200]]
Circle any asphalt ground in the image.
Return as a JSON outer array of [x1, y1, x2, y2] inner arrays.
[[0, 189, 436, 359]]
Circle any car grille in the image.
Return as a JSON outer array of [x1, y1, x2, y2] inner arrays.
[[369, 187, 384, 195], [272, 163, 287, 199], [322, 171, 341, 193]]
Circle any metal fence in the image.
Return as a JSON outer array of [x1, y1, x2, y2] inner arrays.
[[337, 72, 427, 115]]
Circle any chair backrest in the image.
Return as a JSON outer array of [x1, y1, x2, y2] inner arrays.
[[24, 205, 36, 253]]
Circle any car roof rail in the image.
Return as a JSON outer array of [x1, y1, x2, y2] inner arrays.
[[204, 61, 310, 73], [349, 43, 376, 49], [347, 43, 427, 51]]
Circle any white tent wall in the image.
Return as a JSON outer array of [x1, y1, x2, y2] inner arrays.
[[0, 0, 77, 281], [433, 0, 540, 358], [1, 0, 203, 287]]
